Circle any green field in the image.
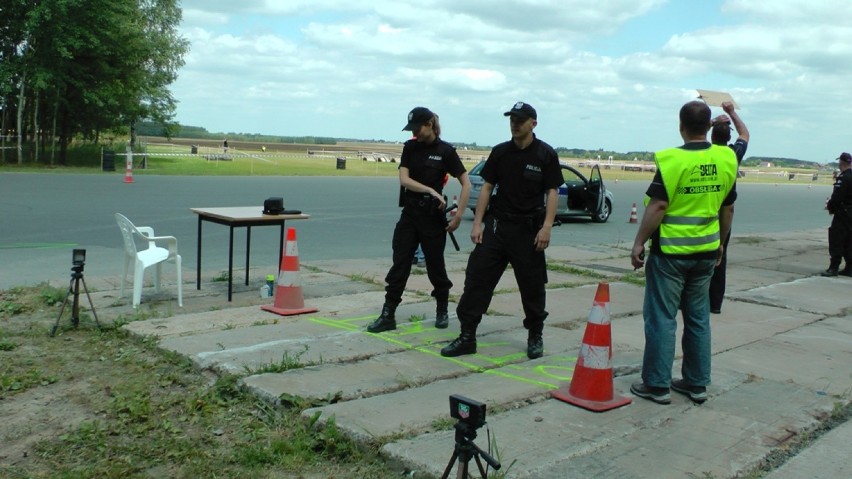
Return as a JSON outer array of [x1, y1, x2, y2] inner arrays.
[[1, 138, 836, 186]]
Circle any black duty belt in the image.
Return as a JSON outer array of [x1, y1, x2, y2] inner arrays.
[[404, 193, 434, 208], [489, 208, 540, 223]]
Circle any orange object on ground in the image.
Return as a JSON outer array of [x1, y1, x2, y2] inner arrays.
[[551, 282, 632, 412], [261, 227, 318, 316]]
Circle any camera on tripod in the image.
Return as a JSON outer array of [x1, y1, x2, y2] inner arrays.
[[71, 248, 86, 273], [442, 395, 500, 478], [51, 248, 100, 336], [450, 394, 486, 430]]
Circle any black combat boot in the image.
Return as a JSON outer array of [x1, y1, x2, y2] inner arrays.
[[821, 267, 839, 277], [527, 330, 544, 359], [435, 299, 449, 329], [367, 304, 396, 333], [435, 311, 449, 329], [440, 326, 477, 357]]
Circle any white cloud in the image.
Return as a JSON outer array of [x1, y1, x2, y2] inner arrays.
[[170, 0, 852, 162]]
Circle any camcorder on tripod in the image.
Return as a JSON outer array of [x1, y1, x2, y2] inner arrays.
[[441, 394, 501, 479], [50, 249, 101, 336]]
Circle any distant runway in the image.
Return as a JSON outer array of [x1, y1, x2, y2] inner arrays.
[[0, 173, 833, 289]]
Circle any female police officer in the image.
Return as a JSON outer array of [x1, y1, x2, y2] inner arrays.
[[367, 107, 471, 333]]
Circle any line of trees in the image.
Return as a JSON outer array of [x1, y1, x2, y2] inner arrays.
[[0, 0, 188, 165], [136, 121, 340, 146]]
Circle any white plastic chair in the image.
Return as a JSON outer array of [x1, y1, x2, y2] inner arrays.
[[115, 213, 183, 308]]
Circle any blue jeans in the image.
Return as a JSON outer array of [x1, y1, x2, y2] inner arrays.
[[642, 253, 716, 388]]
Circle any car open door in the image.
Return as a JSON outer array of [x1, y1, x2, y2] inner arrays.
[[587, 164, 605, 219]]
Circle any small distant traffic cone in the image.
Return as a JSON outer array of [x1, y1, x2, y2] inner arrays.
[[450, 195, 458, 217], [628, 203, 638, 223], [123, 148, 134, 184], [261, 227, 318, 316], [551, 282, 632, 412]]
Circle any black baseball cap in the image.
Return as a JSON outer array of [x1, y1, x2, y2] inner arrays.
[[402, 107, 434, 131], [503, 101, 537, 120], [838, 152, 851, 163]]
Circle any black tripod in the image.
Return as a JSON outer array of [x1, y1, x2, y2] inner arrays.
[[441, 421, 501, 479], [51, 264, 100, 336]]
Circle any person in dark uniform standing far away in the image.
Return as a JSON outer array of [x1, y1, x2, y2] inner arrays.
[[708, 101, 749, 314], [441, 102, 564, 359], [630, 100, 738, 405], [367, 107, 471, 333], [821, 152, 852, 276]]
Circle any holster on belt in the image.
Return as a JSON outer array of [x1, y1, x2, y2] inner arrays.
[[403, 192, 442, 216]]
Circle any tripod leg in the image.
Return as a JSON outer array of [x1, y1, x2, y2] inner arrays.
[[458, 459, 469, 479], [473, 454, 489, 478], [441, 451, 459, 479], [50, 279, 74, 337], [79, 276, 101, 329], [71, 276, 81, 327]]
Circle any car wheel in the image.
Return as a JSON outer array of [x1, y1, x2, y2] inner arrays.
[[592, 199, 611, 223]]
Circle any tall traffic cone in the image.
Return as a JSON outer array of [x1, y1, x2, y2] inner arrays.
[[551, 282, 631, 412], [628, 203, 638, 223], [261, 227, 318, 316], [123, 147, 134, 184]]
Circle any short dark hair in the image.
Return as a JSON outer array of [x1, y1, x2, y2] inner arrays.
[[680, 101, 711, 137], [711, 122, 731, 145]]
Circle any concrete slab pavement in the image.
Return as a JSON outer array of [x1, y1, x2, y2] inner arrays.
[[114, 229, 849, 478]]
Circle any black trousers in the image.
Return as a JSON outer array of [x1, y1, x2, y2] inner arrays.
[[709, 230, 731, 311], [384, 209, 451, 306], [827, 212, 852, 269], [456, 215, 548, 332]]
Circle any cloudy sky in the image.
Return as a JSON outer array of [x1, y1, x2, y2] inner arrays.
[[173, 0, 852, 163]]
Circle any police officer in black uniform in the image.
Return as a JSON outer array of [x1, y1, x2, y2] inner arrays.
[[441, 102, 564, 359], [822, 152, 852, 276], [367, 107, 471, 333]]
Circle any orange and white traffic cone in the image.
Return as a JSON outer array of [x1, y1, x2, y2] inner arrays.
[[551, 282, 631, 412], [123, 148, 134, 184], [628, 203, 638, 223], [261, 227, 318, 316]]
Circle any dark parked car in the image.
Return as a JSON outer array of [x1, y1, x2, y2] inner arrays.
[[467, 161, 613, 223]]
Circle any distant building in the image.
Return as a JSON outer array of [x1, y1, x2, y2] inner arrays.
[[760, 161, 773, 168]]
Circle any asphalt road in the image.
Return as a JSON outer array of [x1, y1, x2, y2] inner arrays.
[[0, 172, 834, 289]]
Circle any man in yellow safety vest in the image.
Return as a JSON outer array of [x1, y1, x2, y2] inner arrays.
[[629, 100, 738, 405]]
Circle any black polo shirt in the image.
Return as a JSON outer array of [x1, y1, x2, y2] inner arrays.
[[481, 135, 564, 215], [400, 138, 465, 193]]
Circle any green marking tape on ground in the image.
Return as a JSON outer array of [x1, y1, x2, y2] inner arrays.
[[309, 314, 577, 389]]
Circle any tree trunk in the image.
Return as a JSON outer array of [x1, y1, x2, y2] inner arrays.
[[16, 72, 26, 165], [58, 108, 68, 166], [50, 100, 58, 166], [33, 92, 39, 163], [130, 121, 137, 147]]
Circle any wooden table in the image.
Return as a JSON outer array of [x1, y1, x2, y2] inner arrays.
[[191, 207, 309, 301]]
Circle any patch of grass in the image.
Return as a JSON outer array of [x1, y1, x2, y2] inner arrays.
[[1, 367, 59, 395], [621, 273, 647, 286], [251, 319, 278, 326], [547, 263, 610, 279], [0, 337, 17, 351], [347, 273, 383, 286], [244, 345, 319, 375], [211, 271, 229, 282], [0, 314, 396, 478], [736, 236, 771, 245]]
